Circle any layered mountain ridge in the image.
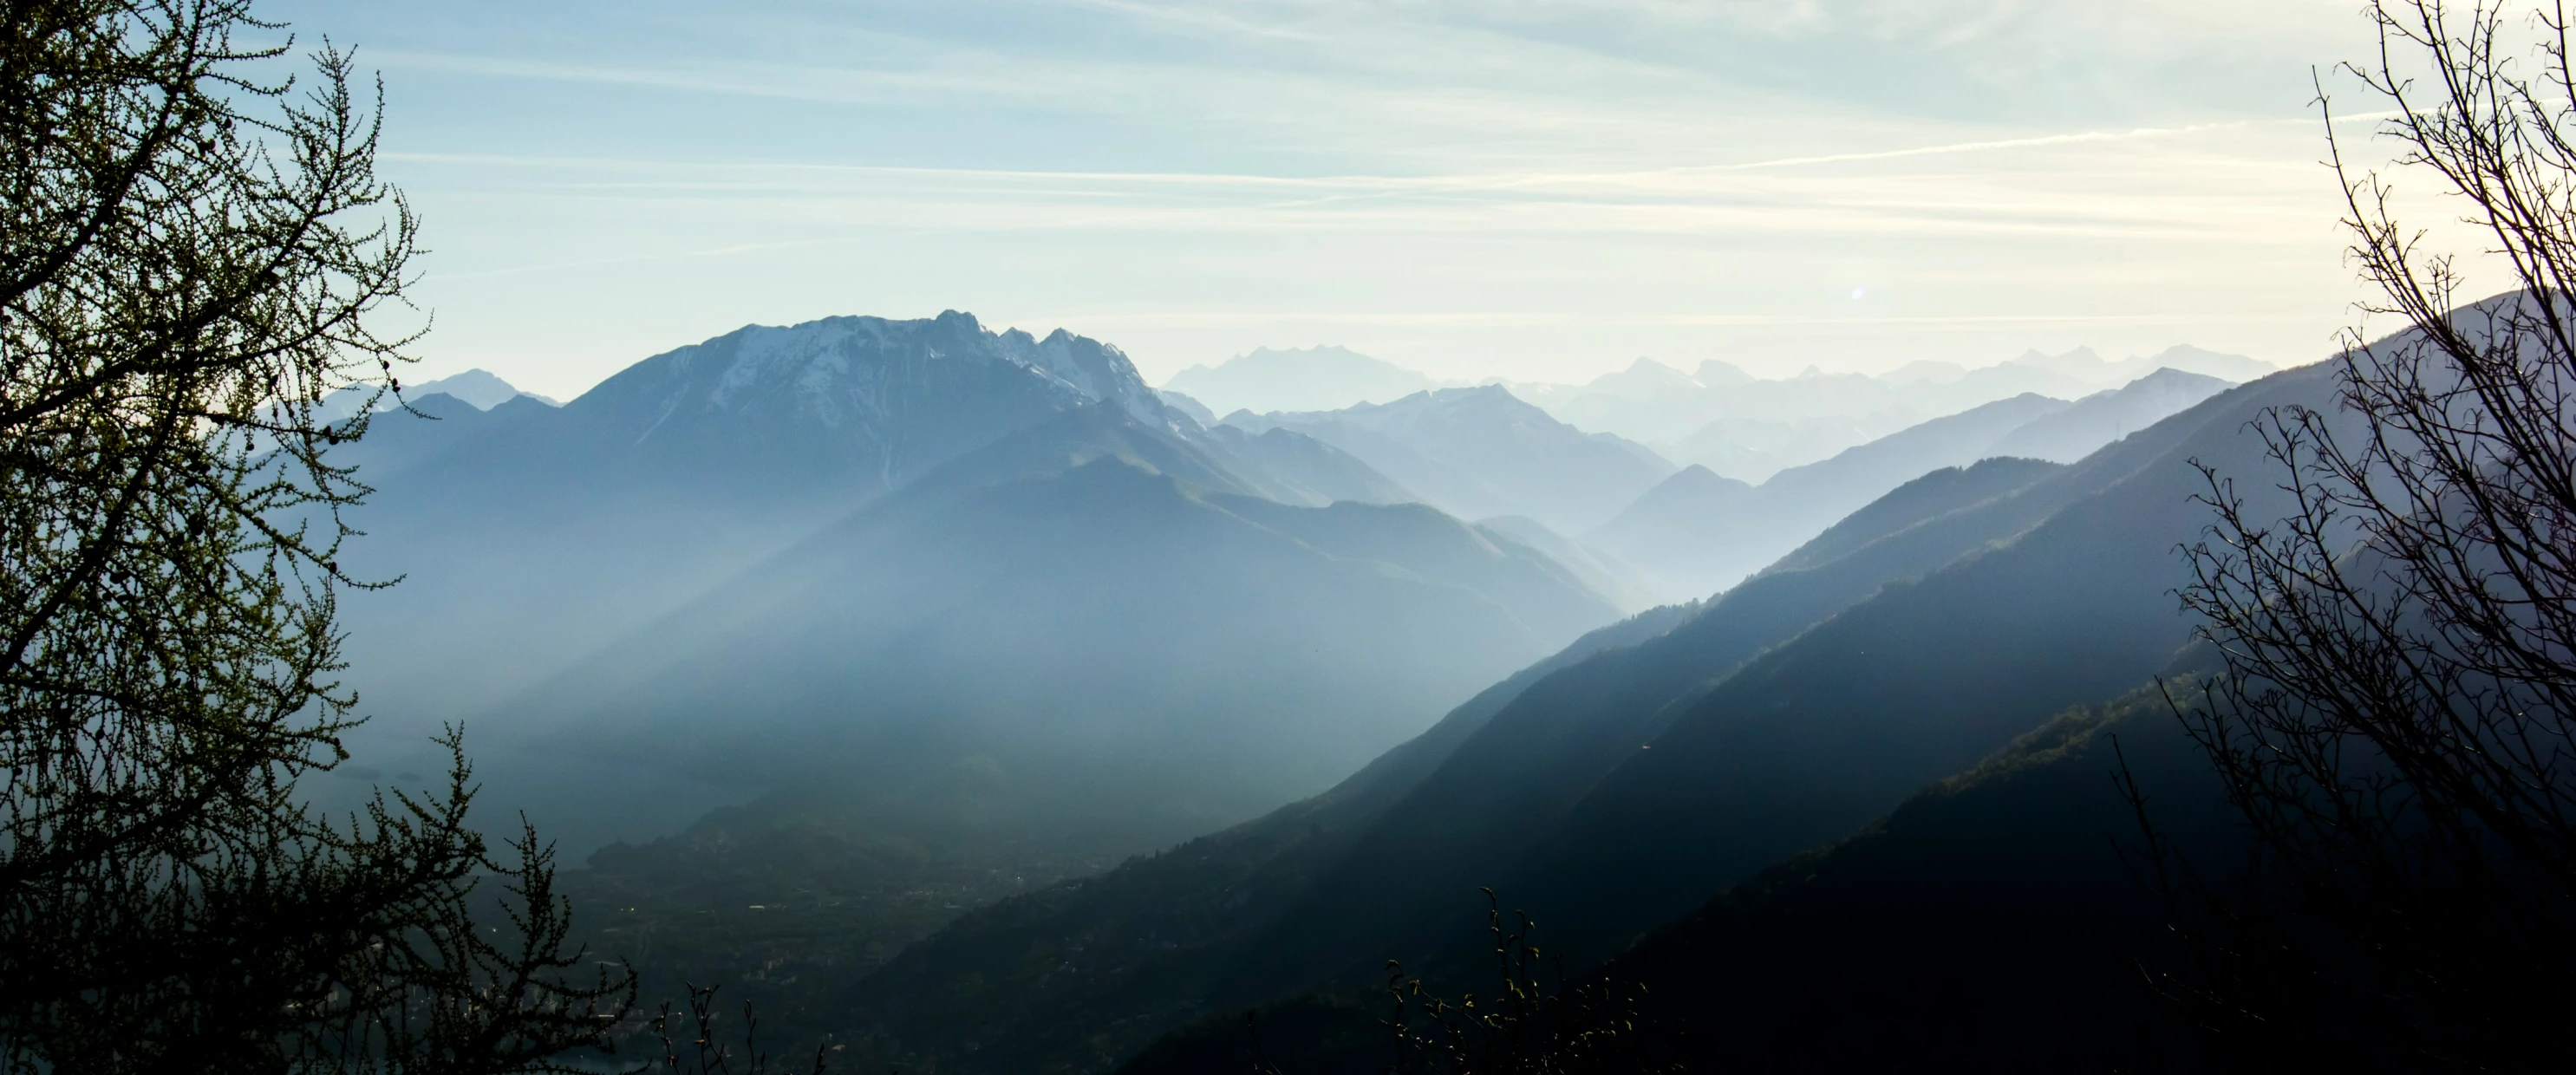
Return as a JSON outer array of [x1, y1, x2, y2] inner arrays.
[[1222, 385, 1677, 533], [1588, 368, 2234, 598], [323, 306, 2351, 1073], [828, 349, 2340, 1073], [1164, 344, 1438, 414], [1177, 342, 2271, 485], [318, 313, 1641, 1019]]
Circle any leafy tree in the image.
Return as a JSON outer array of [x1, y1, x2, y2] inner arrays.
[[2140, 1, 2576, 1069], [0, 1, 632, 1068]]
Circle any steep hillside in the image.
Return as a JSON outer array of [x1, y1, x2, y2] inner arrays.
[[475, 404, 1629, 1046], [833, 432, 2083, 1072], [1120, 685, 2243, 1075], [296, 322, 1634, 1056], [1599, 682, 2242, 1071], [1121, 361, 2342, 1054], [831, 603, 1703, 1073], [1765, 456, 2064, 575]]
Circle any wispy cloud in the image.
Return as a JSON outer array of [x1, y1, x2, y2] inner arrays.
[[384, 116, 2329, 197], [313, 0, 2392, 392], [366, 49, 995, 104], [1063, 0, 1328, 41]]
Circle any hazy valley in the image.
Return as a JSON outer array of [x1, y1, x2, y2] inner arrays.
[[297, 308, 2330, 1068], [22, 4, 2568, 1072]]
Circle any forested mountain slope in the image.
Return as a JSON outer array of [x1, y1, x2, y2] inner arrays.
[[1104, 358, 2336, 1073], [1340, 362, 2330, 974], [1601, 681, 2240, 1071], [835, 427, 2093, 1071]]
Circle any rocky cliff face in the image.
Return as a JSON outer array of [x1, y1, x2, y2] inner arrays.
[[558, 310, 1171, 494]]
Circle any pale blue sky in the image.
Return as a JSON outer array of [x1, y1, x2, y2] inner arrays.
[[266, 0, 2387, 398]]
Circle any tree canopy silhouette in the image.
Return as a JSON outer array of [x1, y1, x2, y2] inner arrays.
[[2145, 2, 2576, 1069], [0, 1, 631, 1068]]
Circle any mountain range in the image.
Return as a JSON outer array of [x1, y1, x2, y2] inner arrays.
[[325, 314, 1620, 865], [818, 349, 2339, 1073], [1170, 343, 2273, 484], [316, 367, 557, 422], [505, 408, 1619, 847], [1220, 386, 1677, 534], [1586, 368, 2234, 598], [317, 307, 2344, 1072]]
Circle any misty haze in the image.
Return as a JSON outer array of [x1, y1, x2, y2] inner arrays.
[[8, 2, 2573, 1072]]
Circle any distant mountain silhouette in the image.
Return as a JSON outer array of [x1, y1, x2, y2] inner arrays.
[[2005, 342, 2277, 388], [1580, 464, 1753, 593], [1223, 386, 1675, 532], [1590, 394, 2068, 599], [1986, 366, 2231, 462], [1510, 358, 1711, 443], [1590, 368, 2240, 601], [1153, 344, 2266, 487], [315, 368, 555, 423], [1497, 345, 2269, 483], [1516, 364, 1922, 479], [1164, 344, 1439, 414]]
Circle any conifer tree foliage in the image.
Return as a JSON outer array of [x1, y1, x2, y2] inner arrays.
[[2149, 1, 2576, 1068], [0, 1, 629, 1068]]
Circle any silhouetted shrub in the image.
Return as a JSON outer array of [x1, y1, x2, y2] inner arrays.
[[1375, 890, 1673, 1075]]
